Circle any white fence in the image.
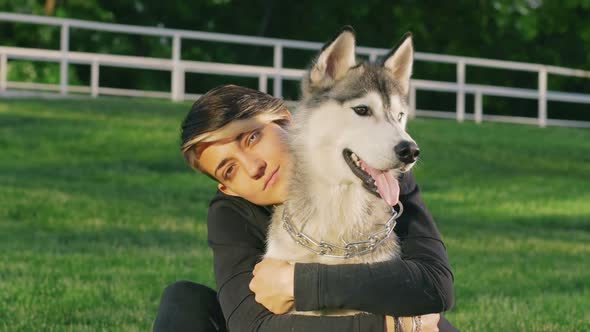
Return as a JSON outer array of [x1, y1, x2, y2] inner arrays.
[[1, 12, 589, 128]]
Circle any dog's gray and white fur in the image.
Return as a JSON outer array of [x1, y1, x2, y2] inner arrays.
[[265, 27, 419, 316]]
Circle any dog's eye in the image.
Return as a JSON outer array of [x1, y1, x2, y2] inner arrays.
[[352, 105, 371, 116], [397, 112, 405, 121]]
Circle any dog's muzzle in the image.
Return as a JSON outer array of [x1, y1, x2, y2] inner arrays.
[[342, 149, 380, 196]]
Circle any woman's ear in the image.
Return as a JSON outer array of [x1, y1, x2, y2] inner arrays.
[[218, 182, 239, 197]]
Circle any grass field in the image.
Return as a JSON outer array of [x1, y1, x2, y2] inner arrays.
[[0, 97, 589, 331]]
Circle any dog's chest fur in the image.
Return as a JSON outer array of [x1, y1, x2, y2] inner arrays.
[[265, 183, 401, 316], [266, 196, 400, 265]]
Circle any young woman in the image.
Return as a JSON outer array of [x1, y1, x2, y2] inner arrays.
[[153, 85, 458, 332]]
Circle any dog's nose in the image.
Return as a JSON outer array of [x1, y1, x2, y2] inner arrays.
[[394, 141, 420, 164]]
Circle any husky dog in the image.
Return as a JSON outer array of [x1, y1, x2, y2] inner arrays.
[[265, 27, 420, 316]]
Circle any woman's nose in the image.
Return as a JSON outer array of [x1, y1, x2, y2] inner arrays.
[[244, 156, 266, 179]]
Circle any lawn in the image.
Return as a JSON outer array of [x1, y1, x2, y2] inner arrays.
[[0, 97, 588, 331]]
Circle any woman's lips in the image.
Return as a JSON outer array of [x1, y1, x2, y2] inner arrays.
[[264, 166, 280, 191]]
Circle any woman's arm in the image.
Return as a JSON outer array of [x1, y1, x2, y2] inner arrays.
[[207, 198, 387, 332], [293, 172, 454, 316]]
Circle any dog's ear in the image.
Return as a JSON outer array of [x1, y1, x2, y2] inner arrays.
[[307, 26, 356, 91], [383, 32, 413, 95]]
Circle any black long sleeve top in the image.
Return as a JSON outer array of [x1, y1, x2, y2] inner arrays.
[[207, 172, 455, 332]]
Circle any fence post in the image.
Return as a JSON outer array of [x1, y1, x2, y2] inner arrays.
[[475, 91, 483, 124], [258, 74, 268, 93], [60, 23, 69, 95], [409, 85, 416, 119], [91, 59, 99, 98], [0, 52, 6, 91], [456, 60, 465, 122], [538, 68, 547, 127], [171, 34, 184, 101], [273, 44, 283, 98]]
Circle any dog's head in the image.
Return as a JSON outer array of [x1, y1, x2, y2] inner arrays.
[[291, 27, 419, 205]]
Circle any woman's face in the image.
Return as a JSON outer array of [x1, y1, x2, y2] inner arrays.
[[198, 122, 291, 206]]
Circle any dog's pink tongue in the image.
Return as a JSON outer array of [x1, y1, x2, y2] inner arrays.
[[360, 161, 400, 206]]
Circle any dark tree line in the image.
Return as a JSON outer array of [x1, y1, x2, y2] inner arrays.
[[1, 0, 589, 120]]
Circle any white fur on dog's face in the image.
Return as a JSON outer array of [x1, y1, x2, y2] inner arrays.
[[290, 29, 417, 188], [295, 91, 416, 186]]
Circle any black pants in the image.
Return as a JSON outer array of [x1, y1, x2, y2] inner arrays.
[[153, 281, 459, 332], [153, 281, 228, 332]]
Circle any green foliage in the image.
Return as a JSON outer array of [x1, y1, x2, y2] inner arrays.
[[7, 61, 82, 85], [1, 1, 589, 118], [0, 97, 589, 331]]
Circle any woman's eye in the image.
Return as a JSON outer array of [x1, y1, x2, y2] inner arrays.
[[352, 105, 371, 116], [224, 165, 235, 180], [398, 112, 405, 121], [248, 131, 260, 145]]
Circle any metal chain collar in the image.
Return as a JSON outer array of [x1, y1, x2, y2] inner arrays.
[[281, 202, 403, 259]]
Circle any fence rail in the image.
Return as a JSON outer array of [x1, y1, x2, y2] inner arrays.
[[1, 12, 589, 128]]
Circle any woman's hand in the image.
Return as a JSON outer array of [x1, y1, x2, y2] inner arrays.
[[409, 314, 440, 332], [418, 314, 441, 332], [249, 258, 295, 314], [386, 313, 440, 332]]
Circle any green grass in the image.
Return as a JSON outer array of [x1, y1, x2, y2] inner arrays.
[[0, 97, 588, 331]]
